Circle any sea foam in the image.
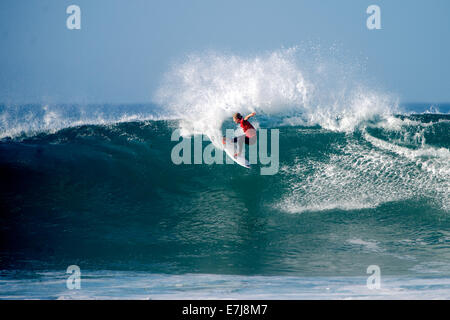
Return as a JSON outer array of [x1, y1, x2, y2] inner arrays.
[[155, 47, 398, 136]]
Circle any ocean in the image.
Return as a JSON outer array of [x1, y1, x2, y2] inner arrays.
[[1, 50, 449, 299], [0, 103, 448, 299]]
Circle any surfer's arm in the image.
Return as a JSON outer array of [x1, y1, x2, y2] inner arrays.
[[244, 112, 256, 121]]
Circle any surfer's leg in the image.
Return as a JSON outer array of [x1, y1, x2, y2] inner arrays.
[[233, 135, 245, 157], [245, 136, 256, 145]]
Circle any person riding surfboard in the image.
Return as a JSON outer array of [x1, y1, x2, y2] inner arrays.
[[223, 112, 256, 157]]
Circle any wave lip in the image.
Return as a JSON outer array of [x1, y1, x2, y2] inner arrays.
[[0, 103, 167, 139]]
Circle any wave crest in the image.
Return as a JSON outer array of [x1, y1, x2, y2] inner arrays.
[[155, 47, 398, 134]]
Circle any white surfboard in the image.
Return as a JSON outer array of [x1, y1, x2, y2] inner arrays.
[[222, 136, 251, 168], [208, 135, 251, 169]]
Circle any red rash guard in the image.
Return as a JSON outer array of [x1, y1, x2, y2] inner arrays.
[[240, 119, 256, 138]]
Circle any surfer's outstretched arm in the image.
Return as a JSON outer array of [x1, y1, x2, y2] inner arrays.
[[244, 112, 256, 121]]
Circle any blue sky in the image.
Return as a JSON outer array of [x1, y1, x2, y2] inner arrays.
[[1, 0, 449, 103]]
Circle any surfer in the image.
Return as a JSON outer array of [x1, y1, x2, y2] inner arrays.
[[223, 112, 257, 157]]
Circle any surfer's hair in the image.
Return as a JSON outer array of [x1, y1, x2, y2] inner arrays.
[[233, 113, 243, 120]]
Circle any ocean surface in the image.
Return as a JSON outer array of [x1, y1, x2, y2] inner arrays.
[[1, 51, 449, 299], [0, 102, 448, 299]]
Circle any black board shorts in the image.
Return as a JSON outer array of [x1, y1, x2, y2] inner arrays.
[[233, 135, 256, 145]]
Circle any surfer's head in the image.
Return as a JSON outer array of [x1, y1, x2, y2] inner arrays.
[[233, 113, 242, 123]]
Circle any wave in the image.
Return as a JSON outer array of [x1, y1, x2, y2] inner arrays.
[[0, 113, 449, 274], [0, 103, 172, 140], [1, 114, 448, 213], [278, 124, 449, 214]]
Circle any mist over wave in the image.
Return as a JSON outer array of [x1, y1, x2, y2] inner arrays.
[[155, 47, 398, 136]]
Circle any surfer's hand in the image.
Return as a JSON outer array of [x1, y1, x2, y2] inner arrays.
[[244, 112, 256, 121]]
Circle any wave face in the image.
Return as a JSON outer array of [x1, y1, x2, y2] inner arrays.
[[1, 111, 449, 278]]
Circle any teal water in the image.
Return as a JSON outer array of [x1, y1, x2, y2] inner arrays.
[[0, 103, 449, 298]]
